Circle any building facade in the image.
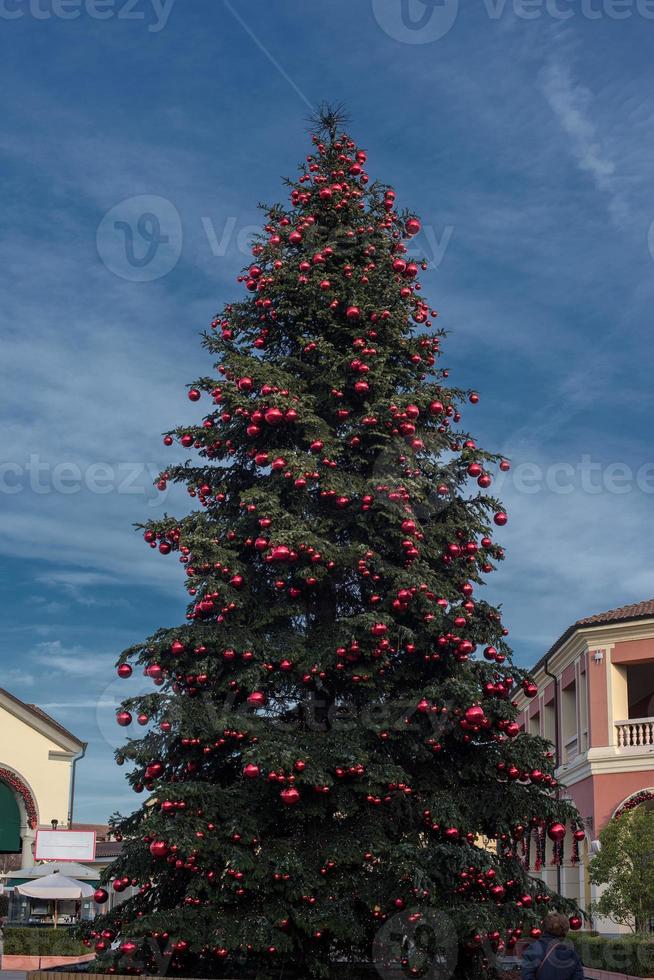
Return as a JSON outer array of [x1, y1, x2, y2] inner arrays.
[[0, 687, 86, 867], [515, 600, 654, 933]]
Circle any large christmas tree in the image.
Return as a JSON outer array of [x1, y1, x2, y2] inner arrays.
[[87, 109, 580, 980]]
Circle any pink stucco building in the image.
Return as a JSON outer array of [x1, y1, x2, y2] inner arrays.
[[515, 600, 654, 933]]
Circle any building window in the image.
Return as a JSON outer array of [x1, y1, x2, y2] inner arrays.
[[562, 680, 578, 761], [543, 702, 556, 747], [627, 664, 654, 720]]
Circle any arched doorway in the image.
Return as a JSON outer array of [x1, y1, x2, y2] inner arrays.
[[612, 788, 654, 820], [0, 768, 39, 865], [0, 781, 21, 852]]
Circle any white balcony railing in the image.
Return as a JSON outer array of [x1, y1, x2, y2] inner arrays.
[[615, 718, 654, 749]]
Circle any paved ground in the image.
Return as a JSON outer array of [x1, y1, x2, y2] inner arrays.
[[0, 972, 27, 979]]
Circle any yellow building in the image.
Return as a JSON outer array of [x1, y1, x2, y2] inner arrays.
[[0, 687, 86, 866]]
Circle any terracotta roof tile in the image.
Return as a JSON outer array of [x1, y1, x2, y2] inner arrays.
[[70, 823, 113, 841], [95, 841, 123, 858], [533, 599, 654, 673], [575, 599, 654, 625]]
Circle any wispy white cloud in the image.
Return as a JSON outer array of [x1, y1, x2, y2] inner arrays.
[[30, 640, 116, 678], [1, 669, 36, 688], [540, 59, 627, 226]]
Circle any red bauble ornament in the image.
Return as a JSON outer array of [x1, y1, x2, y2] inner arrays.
[[569, 915, 582, 931], [493, 511, 508, 526], [116, 711, 132, 727], [406, 217, 421, 236], [188, 389, 201, 402], [280, 787, 301, 806], [243, 764, 260, 779], [547, 822, 566, 842], [247, 691, 266, 708], [464, 705, 485, 725], [149, 840, 169, 858], [265, 407, 284, 426], [94, 888, 109, 904], [346, 306, 360, 320], [117, 664, 132, 679]]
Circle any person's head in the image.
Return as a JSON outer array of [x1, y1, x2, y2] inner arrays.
[[542, 912, 570, 937]]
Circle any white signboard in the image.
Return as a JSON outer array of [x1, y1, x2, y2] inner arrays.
[[35, 830, 96, 862]]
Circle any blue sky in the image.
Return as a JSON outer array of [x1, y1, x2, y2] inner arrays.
[[2, 0, 654, 822]]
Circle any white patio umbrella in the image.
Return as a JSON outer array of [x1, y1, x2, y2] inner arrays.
[[15, 861, 97, 880], [16, 872, 95, 928]]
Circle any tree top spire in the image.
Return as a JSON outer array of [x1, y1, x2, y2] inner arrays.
[[309, 101, 350, 141]]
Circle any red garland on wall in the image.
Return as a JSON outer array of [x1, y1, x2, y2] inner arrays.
[[614, 789, 654, 820], [551, 838, 564, 866], [0, 768, 38, 829]]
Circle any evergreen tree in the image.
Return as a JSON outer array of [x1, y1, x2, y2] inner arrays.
[[589, 803, 654, 932], [86, 108, 580, 980]]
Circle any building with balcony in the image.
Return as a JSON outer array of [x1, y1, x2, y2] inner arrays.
[[515, 600, 654, 934]]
